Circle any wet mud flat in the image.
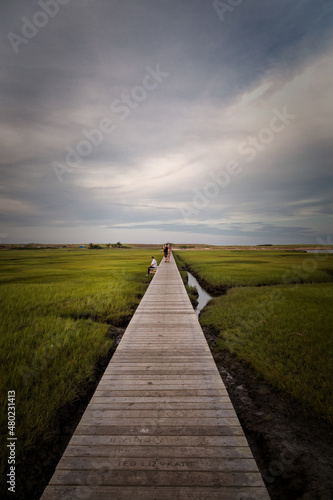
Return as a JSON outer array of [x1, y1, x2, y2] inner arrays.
[[203, 326, 333, 500]]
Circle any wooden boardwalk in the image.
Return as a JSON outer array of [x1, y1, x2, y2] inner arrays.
[[41, 255, 269, 499]]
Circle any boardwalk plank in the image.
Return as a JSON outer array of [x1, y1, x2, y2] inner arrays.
[[68, 435, 249, 447], [79, 417, 241, 427], [81, 409, 239, 419], [56, 456, 259, 472], [74, 425, 246, 436], [48, 470, 265, 487], [42, 486, 270, 500], [63, 445, 253, 459], [87, 402, 235, 409]]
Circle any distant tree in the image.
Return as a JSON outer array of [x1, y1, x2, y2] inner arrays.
[[106, 243, 111, 249]]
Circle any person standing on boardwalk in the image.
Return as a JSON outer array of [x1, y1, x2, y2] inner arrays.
[[167, 243, 172, 262], [163, 243, 169, 262], [147, 256, 158, 276]]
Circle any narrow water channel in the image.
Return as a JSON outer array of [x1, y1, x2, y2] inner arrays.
[[306, 250, 333, 253], [187, 271, 212, 316]]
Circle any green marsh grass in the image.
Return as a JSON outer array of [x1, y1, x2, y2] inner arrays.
[[175, 249, 333, 290], [200, 283, 333, 423], [175, 249, 333, 423], [0, 248, 160, 486]]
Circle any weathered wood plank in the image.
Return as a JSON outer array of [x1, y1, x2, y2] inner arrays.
[[96, 380, 222, 387], [79, 417, 241, 427], [92, 390, 227, 397], [73, 425, 245, 436], [56, 456, 259, 472], [81, 410, 239, 419], [90, 396, 233, 403], [95, 387, 228, 395], [41, 485, 270, 500], [63, 444, 253, 459], [87, 402, 235, 410], [68, 434, 249, 447], [48, 470, 266, 487]]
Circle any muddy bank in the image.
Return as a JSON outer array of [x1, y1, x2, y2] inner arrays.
[[11, 325, 125, 500], [203, 326, 333, 500]]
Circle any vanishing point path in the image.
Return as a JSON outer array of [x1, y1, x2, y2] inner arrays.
[[41, 255, 269, 499]]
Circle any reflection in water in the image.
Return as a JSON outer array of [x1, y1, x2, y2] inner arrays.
[[187, 271, 212, 317], [306, 250, 333, 253]]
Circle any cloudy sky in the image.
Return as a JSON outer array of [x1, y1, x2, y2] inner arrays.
[[1, 0, 333, 245]]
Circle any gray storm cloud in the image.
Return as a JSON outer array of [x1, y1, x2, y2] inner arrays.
[[1, 0, 333, 244]]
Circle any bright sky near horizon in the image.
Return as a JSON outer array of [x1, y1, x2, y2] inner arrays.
[[1, 0, 333, 245]]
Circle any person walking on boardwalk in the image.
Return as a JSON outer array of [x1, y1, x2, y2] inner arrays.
[[163, 243, 168, 262], [147, 256, 158, 276]]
